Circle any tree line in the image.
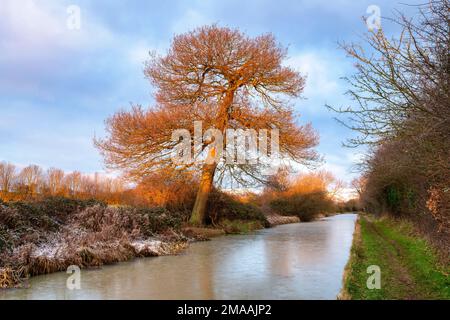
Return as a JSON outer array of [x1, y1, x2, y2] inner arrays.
[[0, 162, 127, 203], [259, 169, 356, 221]]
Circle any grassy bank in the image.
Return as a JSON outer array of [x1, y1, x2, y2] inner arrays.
[[342, 215, 450, 300]]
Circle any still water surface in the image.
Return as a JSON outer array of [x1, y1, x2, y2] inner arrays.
[[0, 213, 357, 300]]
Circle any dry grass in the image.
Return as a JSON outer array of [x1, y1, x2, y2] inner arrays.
[[0, 194, 270, 289], [0, 199, 190, 288], [266, 214, 300, 226], [0, 267, 22, 289]]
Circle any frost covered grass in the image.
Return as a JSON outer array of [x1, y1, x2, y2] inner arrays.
[[0, 194, 272, 288], [0, 197, 190, 288]]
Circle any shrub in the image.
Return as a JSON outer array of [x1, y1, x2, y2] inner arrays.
[[336, 199, 361, 213], [220, 219, 265, 234], [0, 196, 191, 288], [206, 190, 268, 226], [137, 207, 187, 234], [74, 205, 186, 238], [36, 197, 106, 222], [0, 197, 107, 233], [131, 170, 197, 211], [270, 191, 334, 222], [1, 201, 59, 232], [0, 226, 14, 253]]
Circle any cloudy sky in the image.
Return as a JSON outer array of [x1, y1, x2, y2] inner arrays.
[[0, 0, 422, 190]]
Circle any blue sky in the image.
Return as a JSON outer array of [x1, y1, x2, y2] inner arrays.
[[0, 0, 422, 191]]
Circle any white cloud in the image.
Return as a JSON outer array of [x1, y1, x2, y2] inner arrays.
[[171, 8, 212, 34], [1, 0, 63, 42], [0, 0, 113, 63], [128, 42, 151, 66], [345, 151, 366, 165], [127, 39, 170, 66], [335, 187, 358, 202], [285, 51, 340, 98]]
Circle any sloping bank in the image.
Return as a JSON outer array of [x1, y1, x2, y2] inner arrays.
[[0, 198, 196, 289], [340, 214, 450, 300], [0, 196, 272, 289]]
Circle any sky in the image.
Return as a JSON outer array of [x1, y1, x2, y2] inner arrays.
[[0, 0, 423, 194]]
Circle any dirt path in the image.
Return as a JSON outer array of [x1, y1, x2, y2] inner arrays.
[[343, 215, 449, 300], [364, 218, 419, 299]]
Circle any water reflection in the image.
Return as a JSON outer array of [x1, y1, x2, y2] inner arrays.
[[0, 214, 357, 300]]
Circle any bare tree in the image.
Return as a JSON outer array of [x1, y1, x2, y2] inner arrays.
[[351, 176, 365, 198], [18, 165, 44, 196], [0, 161, 16, 194], [96, 25, 319, 225], [64, 171, 82, 197], [328, 0, 449, 147], [0, 162, 16, 193], [46, 167, 66, 196]]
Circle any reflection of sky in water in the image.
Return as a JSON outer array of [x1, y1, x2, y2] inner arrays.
[[0, 214, 357, 300]]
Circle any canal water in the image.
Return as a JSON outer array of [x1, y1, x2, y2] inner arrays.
[[0, 213, 357, 300]]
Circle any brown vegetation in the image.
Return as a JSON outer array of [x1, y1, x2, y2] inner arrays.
[[130, 169, 197, 211], [0, 197, 189, 288], [262, 169, 348, 221], [0, 162, 127, 204]]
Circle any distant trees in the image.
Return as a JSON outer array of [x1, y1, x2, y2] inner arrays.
[[132, 169, 197, 210], [0, 162, 16, 194], [330, 0, 449, 241], [46, 168, 65, 196], [17, 165, 43, 197], [65, 171, 82, 197], [263, 170, 341, 221], [96, 25, 319, 225], [0, 162, 128, 204]]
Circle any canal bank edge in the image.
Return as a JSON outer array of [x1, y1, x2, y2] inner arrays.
[[0, 215, 301, 289], [338, 214, 360, 300]]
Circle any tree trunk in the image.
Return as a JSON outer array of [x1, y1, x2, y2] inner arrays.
[[189, 89, 235, 225], [189, 162, 217, 226]]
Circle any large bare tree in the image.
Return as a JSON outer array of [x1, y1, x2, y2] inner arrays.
[[96, 25, 318, 225]]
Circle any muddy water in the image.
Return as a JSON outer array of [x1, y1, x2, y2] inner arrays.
[[0, 213, 357, 300]]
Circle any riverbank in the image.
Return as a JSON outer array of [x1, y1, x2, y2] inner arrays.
[[341, 214, 450, 300], [0, 195, 344, 290], [0, 198, 192, 289], [0, 197, 275, 289], [1, 214, 357, 299]]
